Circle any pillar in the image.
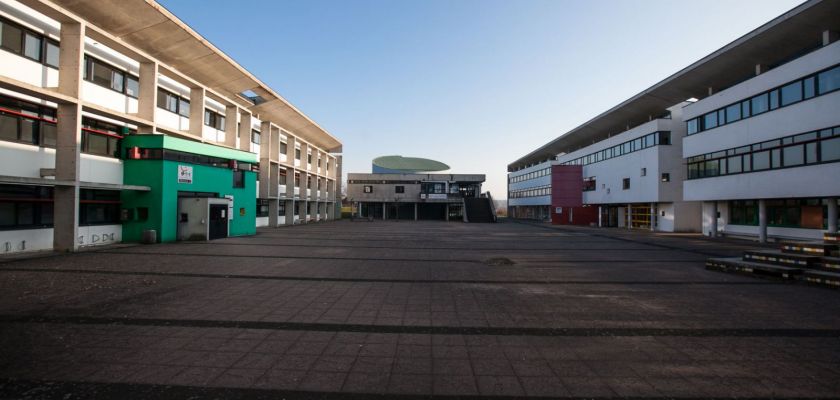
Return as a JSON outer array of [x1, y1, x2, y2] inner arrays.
[[650, 203, 655, 232], [382, 202, 386, 220], [238, 112, 252, 151], [445, 204, 449, 221], [188, 87, 205, 138], [414, 203, 418, 221], [285, 199, 295, 226], [710, 201, 718, 238], [268, 200, 279, 227], [827, 198, 838, 234], [137, 61, 158, 133], [224, 105, 238, 148], [54, 22, 84, 252], [758, 199, 768, 243], [598, 206, 602, 228], [626, 204, 632, 229]]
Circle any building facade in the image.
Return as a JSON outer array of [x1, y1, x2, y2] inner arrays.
[[0, 0, 342, 254], [347, 173, 486, 221], [509, 0, 840, 240]]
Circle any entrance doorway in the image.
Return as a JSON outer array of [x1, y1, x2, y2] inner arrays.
[[208, 204, 229, 240]]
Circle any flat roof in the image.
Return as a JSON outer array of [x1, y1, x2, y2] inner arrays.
[[508, 0, 840, 171], [49, 0, 342, 151]]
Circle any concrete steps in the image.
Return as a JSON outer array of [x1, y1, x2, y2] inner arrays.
[[707, 233, 840, 289]]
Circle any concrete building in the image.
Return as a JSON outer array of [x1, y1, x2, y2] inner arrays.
[[347, 156, 493, 222], [509, 0, 840, 239], [0, 0, 342, 254]]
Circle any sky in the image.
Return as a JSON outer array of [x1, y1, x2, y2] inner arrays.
[[158, 0, 803, 199]]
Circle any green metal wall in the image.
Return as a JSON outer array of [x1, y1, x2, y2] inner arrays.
[[121, 135, 258, 243]]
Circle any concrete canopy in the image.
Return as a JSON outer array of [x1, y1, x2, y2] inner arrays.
[[49, 0, 342, 152], [509, 0, 840, 171]]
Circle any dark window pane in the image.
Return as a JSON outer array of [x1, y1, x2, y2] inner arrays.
[[90, 60, 113, 88], [110, 70, 124, 92], [156, 89, 168, 109], [126, 76, 139, 97], [751, 93, 769, 114], [771, 149, 781, 168], [166, 94, 178, 113], [783, 145, 804, 167], [687, 119, 698, 135], [1, 22, 23, 54], [0, 203, 14, 226], [178, 98, 189, 117], [85, 133, 109, 156], [780, 82, 802, 106], [45, 40, 59, 68], [17, 203, 34, 225], [821, 137, 840, 162], [19, 118, 36, 143], [806, 142, 818, 164], [725, 103, 741, 123], [769, 89, 779, 109], [41, 202, 53, 225], [818, 66, 840, 94], [753, 150, 770, 170], [204, 110, 212, 126], [23, 32, 41, 61], [741, 100, 750, 118], [0, 113, 18, 141], [803, 77, 815, 99], [703, 112, 717, 129], [40, 122, 56, 146], [727, 156, 742, 174]]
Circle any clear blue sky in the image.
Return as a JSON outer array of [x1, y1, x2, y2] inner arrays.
[[159, 0, 802, 199]]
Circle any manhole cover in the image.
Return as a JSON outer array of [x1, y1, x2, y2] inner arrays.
[[485, 257, 515, 266]]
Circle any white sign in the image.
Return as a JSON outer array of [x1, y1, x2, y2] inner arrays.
[[177, 165, 193, 184], [427, 194, 447, 200], [555, 207, 563, 214]]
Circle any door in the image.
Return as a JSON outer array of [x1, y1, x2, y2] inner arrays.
[[208, 204, 228, 240]]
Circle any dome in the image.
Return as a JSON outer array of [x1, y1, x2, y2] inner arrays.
[[372, 155, 450, 173]]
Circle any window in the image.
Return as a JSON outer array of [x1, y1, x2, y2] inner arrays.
[[1, 18, 59, 69], [751, 93, 769, 115], [307, 153, 312, 164], [280, 141, 287, 154], [1, 19, 24, 54], [278, 202, 286, 216], [81, 117, 130, 158], [640, 168, 646, 177], [818, 66, 840, 95], [363, 185, 373, 193], [233, 170, 245, 188], [23, 32, 41, 61], [582, 178, 596, 192], [702, 112, 717, 130], [251, 130, 260, 144], [84, 57, 137, 97], [204, 109, 225, 130], [256, 199, 269, 217], [126, 76, 139, 98], [157, 88, 189, 116], [730, 200, 757, 225], [0, 95, 57, 146], [660, 173, 670, 182], [725, 103, 741, 123], [79, 189, 120, 226], [45, 40, 59, 68], [783, 145, 804, 167], [822, 137, 840, 162], [780, 81, 802, 106], [395, 186, 404, 194], [295, 148, 301, 160], [279, 169, 287, 185], [0, 185, 53, 230], [622, 178, 630, 190]]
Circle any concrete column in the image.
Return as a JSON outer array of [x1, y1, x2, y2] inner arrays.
[[758, 199, 768, 243], [626, 205, 632, 229], [238, 112, 252, 152], [710, 201, 718, 237], [188, 87, 205, 138], [224, 105, 238, 148], [268, 199, 279, 227], [54, 22, 84, 252], [827, 198, 838, 234], [137, 61, 158, 133], [258, 121, 272, 199], [300, 172, 308, 224], [650, 203, 655, 232], [284, 199, 295, 226], [414, 203, 418, 221]]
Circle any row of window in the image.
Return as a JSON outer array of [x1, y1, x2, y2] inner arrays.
[[0, 95, 133, 158], [687, 64, 840, 136], [686, 126, 840, 180], [509, 167, 550, 184], [84, 56, 139, 98], [729, 198, 837, 229], [561, 131, 671, 167], [510, 185, 551, 199], [1, 16, 59, 69], [128, 147, 256, 172], [0, 185, 120, 230], [157, 88, 190, 117]]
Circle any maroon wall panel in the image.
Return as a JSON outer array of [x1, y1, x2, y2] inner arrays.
[[550, 165, 598, 226]]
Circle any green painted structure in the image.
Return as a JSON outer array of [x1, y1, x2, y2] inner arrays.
[[121, 135, 259, 243]]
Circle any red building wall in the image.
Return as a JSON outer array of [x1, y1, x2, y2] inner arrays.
[[551, 165, 598, 225]]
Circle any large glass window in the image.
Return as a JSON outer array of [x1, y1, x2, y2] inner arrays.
[[1, 18, 60, 69], [783, 145, 804, 167], [23, 32, 41, 61], [818, 66, 840, 95], [752, 150, 770, 170], [780, 82, 802, 106], [0, 95, 57, 146], [751, 93, 769, 115], [1, 20, 23, 54], [0, 185, 53, 230], [725, 103, 741, 123], [702, 112, 717, 130], [85, 57, 137, 96], [822, 137, 840, 162], [730, 200, 757, 225], [79, 189, 120, 226], [204, 109, 225, 130], [687, 119, 698, 135]]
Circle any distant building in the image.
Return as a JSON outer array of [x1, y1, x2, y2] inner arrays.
[[347, 156, 494, 222]]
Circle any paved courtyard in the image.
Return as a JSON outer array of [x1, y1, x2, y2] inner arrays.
[[1, 220, 839, 398]]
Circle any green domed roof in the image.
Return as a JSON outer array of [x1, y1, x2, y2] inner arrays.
[[372, 155, 449, 173]]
